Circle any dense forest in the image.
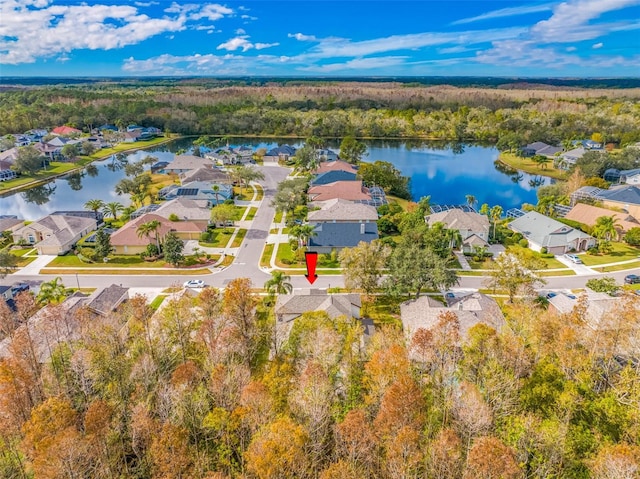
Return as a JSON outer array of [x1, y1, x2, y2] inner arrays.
[[1, 81, 640, 146], [1, 279, 640, 478]]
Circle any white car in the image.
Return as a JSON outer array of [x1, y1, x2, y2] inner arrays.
[[564, 254, 582, 264], [184, 279, 205, 288]]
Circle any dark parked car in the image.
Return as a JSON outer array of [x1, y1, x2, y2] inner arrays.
[[624, 274, 640, 284]]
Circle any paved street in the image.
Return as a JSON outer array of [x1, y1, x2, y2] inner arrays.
[[2, 162, 640, 294]]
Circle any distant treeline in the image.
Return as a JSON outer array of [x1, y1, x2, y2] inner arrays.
[[1, 82, 640, 145]]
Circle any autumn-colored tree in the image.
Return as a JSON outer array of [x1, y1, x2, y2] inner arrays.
[[464, 436, 522, 479], [335, 409, 378, 474], [149, 423, 194, 479], [374, 373, 425, 439], [339, 240, 391, 297], [426, 428, 463, 479], [239, 380, 276, 434], [319, 460, 366, 479], [453, 381, 493, 447], [590, 442, 640, 479], [84, 399, 117, 479], [245, 416, 309, 479], [223, 278, 259, 366], [383, 426, 422, 479]]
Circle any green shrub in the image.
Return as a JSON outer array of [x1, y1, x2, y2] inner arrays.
[[518, 238, 529, 248], [540, 247, 548, 254], [168, 213, 180, 222], [587, 246, 599, 255]]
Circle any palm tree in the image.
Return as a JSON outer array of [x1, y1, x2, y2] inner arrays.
[[37, 277, 67, 305], [490, 205, 503, 241], [212, 184, 221, 206], [102, 201, 124, 221], [445, 228, 463, 250], [137, 219, 162, 253], [594, 215, 620, 242], [289, 224, 316, 250], [84, 199, 104, 220], [465, 194, 477, 211], [264, 271, 293, 295]]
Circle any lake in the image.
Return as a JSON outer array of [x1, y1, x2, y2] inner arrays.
[[0, 138, 549, 220]]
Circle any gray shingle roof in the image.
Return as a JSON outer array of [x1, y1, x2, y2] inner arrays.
[[308, 221, 378, 249], [509, 211, 592, 247], [275, 291, 361, 322], [165, 155, 214, 171], [597, 185, 640, 205], [86, 284, 129, 316], [426, 210, 489, 233], [310, 170, 358, 186], [308, 198, 378, 222]]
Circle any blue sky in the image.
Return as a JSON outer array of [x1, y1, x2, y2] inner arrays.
[[1, 0, 639, 77]]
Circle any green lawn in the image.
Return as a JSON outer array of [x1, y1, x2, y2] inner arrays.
[[245, 207, 257, 221], [231, 229, 247, 247], [274, 210, 284, 224], [498, 152, 568, 181], [579, 243, 640, 266], [234, 206, 247, 220], [48, 254, 171, 268], [40, 268, 208, 276], [150, 295, 167, 310], [386, 195, 414, 211], [260, 243, 274, 267], [200, 228, 235, 248], [594, 260, 640, 273], [539, 269, 576, 277], [275, 243, 341, 269], [507, 245, 567, 269], [10, 248, 35, 257], [0, 162, 81, 191], [86, 136, 173, 159], [254, 185, 264, 201], [363, 295, 402, 326]]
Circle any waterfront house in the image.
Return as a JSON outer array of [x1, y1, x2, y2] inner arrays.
[[110, 213, 204, 255], [180, 167, 232, 185], [164, 155, 213, 175], [308, 180, 372, 203], [316, 148, 339, 161], [425, 209, 490, 251], [619, 168, 640, 185], [400, 293, 505, 353], [314, 160, 358, 175], [12, 214, 96, 255], [520, 142, 562, 158], [307, 198, 379, 253], [0, 217, 24, 233], [274, 290, 362, 350], [508, 211, 595, 254], [0, 147, 19, 168], [310, 170, 358, 186], [264, 145, 297, 163], [557, 147, 587, 170]]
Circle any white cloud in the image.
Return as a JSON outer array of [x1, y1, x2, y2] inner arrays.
[[235, 28, 246, 35], [566, 46, 577, 51], [0, 0, 233, 64], [300, 56, 408, 73], [288, 32, 318, 42], [134, 1, 159, 7], [190, 4, 233, 21], [592, 42, 604, 49], [452, 2, 554, 25], [217, 35, 278, 52], [240, 14, 257, 21]]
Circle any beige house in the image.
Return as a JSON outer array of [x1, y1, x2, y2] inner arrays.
[[12, 214, 96, 255], [164, 155, 214, 175], [401, 293, 505, 355], [110, 213, 204, 255], [425, 209, 490, 251], [274, 290, 362, 351], [154, 198, 211, 227], [564, 203, 639, 239]]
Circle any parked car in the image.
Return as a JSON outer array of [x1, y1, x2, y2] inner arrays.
[[545, 292, 557, 299], [184, 279, 205, 288], [624, 274, 640, 284], [565, 254, 582, 264]]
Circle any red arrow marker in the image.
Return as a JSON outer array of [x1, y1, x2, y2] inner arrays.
[[305, 251, 318, 284]]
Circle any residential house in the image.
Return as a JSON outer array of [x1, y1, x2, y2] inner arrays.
[[51, 126, 82, 136], [0, 147, 19, 169], [571, 185, 640, 219], [180, 167, 232, 185], [264, 145, 297, 163], [316, 149, 339, 161], [508, 211, 595, 254], [619, 168, 640, 185], [98, 124, 118, 132], [154, 198, 212, 227], [573, 139, 603, 150], [164, 155, 213, 175], [84, 284, 129, 316], [0, 292, 90, 362], [557, 147, 587, 170], [310, 170, 358, 186], [274, 290, 362, 350], [110, 213, 204, 254], [425, 209, 490, 251], [564, 203, 639, 238], [0, 217, 24, 233], [400, 293, 506, 355], [160, 181, 232, 206], [150, 161, 170, 173], [308, 180, 372, 203], [314, 160, 358, 175], [12, 214, 97, 255], [520, 142, 562, 158], [548, 290, 639, 354], [307, 199, 379, 253], [124, 131, 142, 143]]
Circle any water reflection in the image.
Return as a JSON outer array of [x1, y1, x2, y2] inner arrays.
[[22, 184, 56, 205], [66, 172, 84, 191]]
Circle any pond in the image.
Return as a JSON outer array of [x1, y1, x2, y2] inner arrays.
[[0, 138, 550, 220]]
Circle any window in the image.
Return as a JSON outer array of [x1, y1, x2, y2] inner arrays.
[[27, 234, 35, 244], [360, 223, 365, 234]]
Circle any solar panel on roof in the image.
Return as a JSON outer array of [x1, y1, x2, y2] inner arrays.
[[177, 188, 199, 196]]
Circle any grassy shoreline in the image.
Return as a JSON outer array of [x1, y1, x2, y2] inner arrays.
[[497, 152, 569, 181], [0, 135, 179, 197]]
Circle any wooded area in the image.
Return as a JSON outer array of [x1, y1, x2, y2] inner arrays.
[[1, 277, 640, 478], [2, 81, 640, 145]]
